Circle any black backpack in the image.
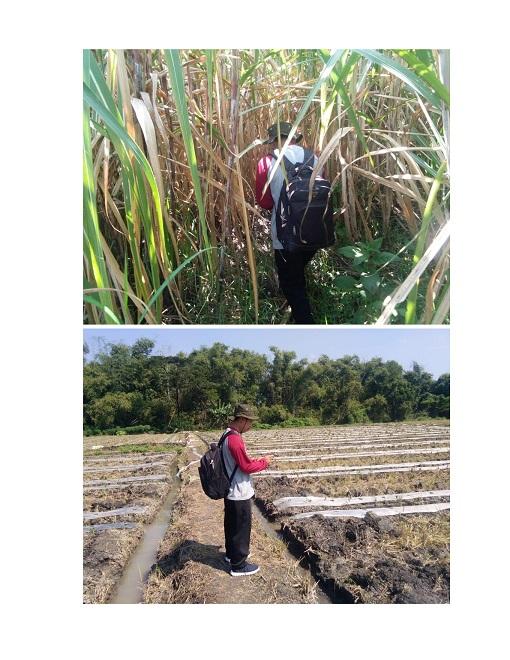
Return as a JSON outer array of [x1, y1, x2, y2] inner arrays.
[[274, 148, 335, 252], [198, 430, 238, 500]]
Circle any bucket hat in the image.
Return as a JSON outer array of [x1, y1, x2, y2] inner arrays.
[[230, 403, 259, 420], [263, 121, 303, 144]]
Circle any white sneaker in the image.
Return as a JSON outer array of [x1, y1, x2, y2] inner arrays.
[[230, 562, 260, 577]]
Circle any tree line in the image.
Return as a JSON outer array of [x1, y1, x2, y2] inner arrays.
[[83, 339, 449, 435]]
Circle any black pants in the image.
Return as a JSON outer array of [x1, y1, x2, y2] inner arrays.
[[224, 497, 252, 569], [275, 249, 317, 324]]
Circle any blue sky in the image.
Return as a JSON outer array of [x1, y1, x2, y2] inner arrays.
[[83, 327, 449, 377]]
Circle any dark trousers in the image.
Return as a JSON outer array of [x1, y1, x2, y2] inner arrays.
[[275, 249, 317, 324], [224, 497, 252, 569]]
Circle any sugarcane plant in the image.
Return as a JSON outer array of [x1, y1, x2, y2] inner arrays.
[[83, 48, 449, 324]]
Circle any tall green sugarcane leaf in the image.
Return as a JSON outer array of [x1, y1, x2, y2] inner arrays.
[[353, 49, 444, 109], [395, 50, 450, 106], [164, 49, 214, 275], [83, 60, 116, 322], [83, 295, 121, 324], [405, 161, 448, 323], [84, 80, 167, 320], [83, 83, 164, 232], [87, 50, 124, 121]]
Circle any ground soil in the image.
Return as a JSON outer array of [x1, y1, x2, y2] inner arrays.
[[83, 527, 144, 604], [278, 513, 450, 603]]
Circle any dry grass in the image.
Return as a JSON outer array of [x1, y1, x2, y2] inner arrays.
[[294, 469, 450, 497], [381, 512, 450, 558]]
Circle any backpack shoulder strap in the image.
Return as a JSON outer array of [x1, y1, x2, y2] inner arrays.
[[272, 149, 294, 175], [302, 148, 315, 166], [218, 429, 231, 446], [219, 429, 238, 484]]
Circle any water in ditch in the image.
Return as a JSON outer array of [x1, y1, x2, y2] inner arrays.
[[109, 474, 181, 604]]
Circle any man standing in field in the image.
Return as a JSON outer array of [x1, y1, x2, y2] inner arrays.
[[221, 404, 272, 576], [255, 122, 319, 324]]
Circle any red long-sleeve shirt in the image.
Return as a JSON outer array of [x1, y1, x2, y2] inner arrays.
[[255, 155, 274, 210], [227, 431, 268, 473]]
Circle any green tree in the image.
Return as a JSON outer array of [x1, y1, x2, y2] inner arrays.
[[432, 373, 450, 397], [364, 394, 390, 422]]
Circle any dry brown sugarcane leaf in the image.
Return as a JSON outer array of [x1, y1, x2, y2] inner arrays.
[[112, 174, 122, 198], [147, 82, 169, 148], [387, 174, 434, 182], [415, 93, 447, 157], [131, 98, 165, 201], [431, 285, 450, 324], [396, 193, 418, 235], [309, 126, 353, 196], [381, 133, 430, 200], [221, 50, 240, 244], [423, 248, 449, 323], [97, 179, 128, 235], [347, 167, 358, 240], [91, 138, 113, 225], [355, 196, 373, 242], [191, 124, 230, 178], [351, 165, 425, 207], [424, 266, 440, 324], [90, 131, 102, 150], [339, 152, 353, 241], [116, 50, 136, 141], [343, 145, 442, 174], [199, 173, 267, 221], [92, 136, 104, 183]]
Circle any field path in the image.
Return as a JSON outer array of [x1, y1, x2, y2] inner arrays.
[[143, 434, 321, 604]]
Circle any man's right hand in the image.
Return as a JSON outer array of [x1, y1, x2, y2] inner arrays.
[[263, 455, 274, 466]]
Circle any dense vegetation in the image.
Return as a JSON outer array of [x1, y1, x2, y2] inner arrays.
[[84, 49, 449, 324], [83, 339, 449, 435]]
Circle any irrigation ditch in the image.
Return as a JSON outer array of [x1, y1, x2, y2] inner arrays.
[[109, 474, 182, 604], [83, 422, 450, 604]]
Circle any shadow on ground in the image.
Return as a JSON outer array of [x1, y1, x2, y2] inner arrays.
[[150, 540, 229, 577]]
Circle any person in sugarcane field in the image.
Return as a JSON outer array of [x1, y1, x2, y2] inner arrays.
[[221, 404, 272, 576], [255, 121, 325, 324]]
